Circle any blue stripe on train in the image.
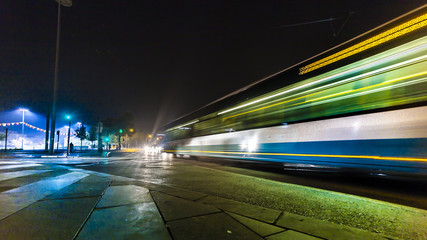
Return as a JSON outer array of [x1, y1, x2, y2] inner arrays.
[[176, 138, 427, 174]]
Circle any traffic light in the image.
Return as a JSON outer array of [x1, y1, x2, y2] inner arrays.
[[119, 129, 123, 134], [104, 137, 110, 142]]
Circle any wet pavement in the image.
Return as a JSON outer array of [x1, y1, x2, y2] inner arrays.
[[0, 151, 426, 239]]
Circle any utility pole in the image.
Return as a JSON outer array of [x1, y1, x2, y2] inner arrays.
[[21, 111, 24, 149], [66, 115, 71, 156], [45, 111, 50, 152], [56, 130, 60, 152], [4, 128, 8, 152], [97, 122, 103, 152]]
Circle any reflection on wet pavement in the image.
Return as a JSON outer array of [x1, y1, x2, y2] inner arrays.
[[77, 202, 171, 240], [0, 172, 88, 220], [0, 170, 50, 181], [96, 185, 152, 208]]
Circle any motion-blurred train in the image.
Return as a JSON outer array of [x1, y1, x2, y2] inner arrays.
[[160, 5, 427, 175]]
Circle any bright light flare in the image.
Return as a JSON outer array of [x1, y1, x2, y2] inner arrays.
[[240, 138, 258, 152]]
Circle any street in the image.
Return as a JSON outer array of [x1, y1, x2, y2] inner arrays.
[[1, 151, 426, 239]]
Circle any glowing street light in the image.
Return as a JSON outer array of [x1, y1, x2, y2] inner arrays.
[[18, 108, 29, 150], [104, 137, 110, 150], [126, 129, 134, 148]]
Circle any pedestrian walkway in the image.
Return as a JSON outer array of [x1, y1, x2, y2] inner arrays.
[[0, 160, 397, 240]]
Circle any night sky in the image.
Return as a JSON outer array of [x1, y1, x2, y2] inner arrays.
[[0, 0, 425, 132]]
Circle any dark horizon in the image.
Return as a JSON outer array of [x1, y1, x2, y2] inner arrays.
[[1, 0, 425, 132]]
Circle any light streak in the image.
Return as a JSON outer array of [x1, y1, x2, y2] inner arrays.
[[224, 64, 427, 120], [166, 120, 199, 132], [218, 39, 427, 116], [299, 12, 427, 74], [165, 150, 427, 162]]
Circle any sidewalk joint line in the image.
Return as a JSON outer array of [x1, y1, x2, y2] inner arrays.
[[149, 191, 176, 240], [39, 195, 103, 201], [166, 211, 224, 223], [72, 178, 111, 240], [94, 201, 155, 210]]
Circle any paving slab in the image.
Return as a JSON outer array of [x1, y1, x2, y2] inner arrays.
[[0, 186, 14, 193], [276, 211, 393, 240], [0, 172, 89, 220], [111, 175, 137, 182], [266, 230, 322, 240], [76, 202, 171, 240], [0, 163, 41, 170], [151, 191, 220, 221], [0, 170, 51, 181], [151, 185, 207, 201], [227, 211, 285, 237], [96, 185, 153, 208], [44, 175, 111, 200], [197, 195, 281, 223], [0, 169, 68, 188], [168, 212, 263, 240], [77, 174, 112, 183], [0, 196, 99, 239]]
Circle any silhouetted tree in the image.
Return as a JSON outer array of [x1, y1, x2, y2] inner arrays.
[[75, 125, 87, 150], [87, 127, 98, 147], [100, 112, 136, 146]]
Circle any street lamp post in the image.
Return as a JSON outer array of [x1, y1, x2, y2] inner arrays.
[[49, 0, 72, 154], [18, 108, 28, 150], [118, 129, 123, 150], [66, 115, 71, 156], [4, 128, 8, 152], [56, 130, 60, 153], [127, 128, 134, 148]]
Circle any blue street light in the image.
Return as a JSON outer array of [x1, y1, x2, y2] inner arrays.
[[18, 108, 29, 150]]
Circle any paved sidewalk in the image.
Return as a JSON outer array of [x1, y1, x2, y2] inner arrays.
[[0, 160, 398, 239]]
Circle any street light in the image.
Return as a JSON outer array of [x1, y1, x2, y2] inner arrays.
[[66, 114, 72, 156], [126, 129, 134, 148], [18, 108, 28, 150], [118, 129, 123, 150], [49, 0, 72, 154], [104, 137, 110, 150]]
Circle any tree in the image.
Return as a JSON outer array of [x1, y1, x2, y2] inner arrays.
[[75, 125, 87, 151], [87, 127, 98, 148], [0, 134, 5, 141], [100, 112, 136, 148]]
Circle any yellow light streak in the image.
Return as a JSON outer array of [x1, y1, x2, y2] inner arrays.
[[165, 150, 427, 162], [219, 41, 427, 116], [299, 13, 427, 75], [306, 71, 427, 104], [223, 71, 427, 120]]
